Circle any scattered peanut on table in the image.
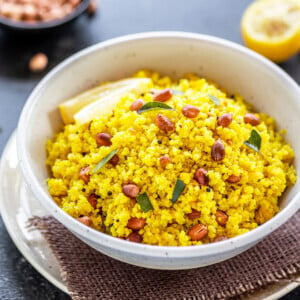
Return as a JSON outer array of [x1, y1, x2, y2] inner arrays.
[[29, 53, 48, 73]]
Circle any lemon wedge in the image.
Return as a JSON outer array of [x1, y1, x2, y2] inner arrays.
[[72, 78, 151, 125], [241, 0, 300, 62], [59, 78, 151, 124]]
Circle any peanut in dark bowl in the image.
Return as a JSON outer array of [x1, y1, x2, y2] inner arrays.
[[0, 0, 90, 32]]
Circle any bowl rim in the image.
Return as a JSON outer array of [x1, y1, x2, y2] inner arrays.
[[0, 0, 90, 31], [17, 31, 300, 258]]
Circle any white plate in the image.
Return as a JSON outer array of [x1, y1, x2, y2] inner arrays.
[[0, 131, 299, 299], [0, 131, 68, 294]]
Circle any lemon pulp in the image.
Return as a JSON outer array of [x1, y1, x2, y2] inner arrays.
[[59, 78, 151, 124], [241, 0, 300, 62]]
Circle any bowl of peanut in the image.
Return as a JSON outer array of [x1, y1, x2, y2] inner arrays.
[[0, 0, 91, 31]]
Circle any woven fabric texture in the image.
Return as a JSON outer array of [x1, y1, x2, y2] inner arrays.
[[30, 211, 300, 300]]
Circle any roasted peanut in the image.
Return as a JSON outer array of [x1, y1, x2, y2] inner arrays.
[[188, 224, 208, 241], [29, 53, 48, 73], [153, 88, 173, 102], [63, 3, 73, 15], [218, 113, 232, 127], [77, 216, 92, 226], [194, 168, 209, 186], [126, 232, 143, 243], [244, 113, 260, 126], [186, 209, 201, 220], [130, 99, 144, 111], [159, 156, 172, 168], [109, 154, 119, 166], [155, 114, 175, 132], [182, 105, 200, 118], [79, 166, 90, 184], [88, 193, 98, 209], [216, 210, 228, 226], [227, 175, 241, 183], [211, 139, 225, 161], [122, 184, 140, 198], [96, 132, 112, 146], [127, 217, 146, 230], [214, 236, 227, 242], [23, 4, 37, 21], [41, 8, 64, 22]]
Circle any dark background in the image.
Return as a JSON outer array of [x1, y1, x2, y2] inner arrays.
[[0, 0, 300, 299]]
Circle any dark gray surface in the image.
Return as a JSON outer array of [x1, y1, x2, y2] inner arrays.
[[0, 0, 299, 299]]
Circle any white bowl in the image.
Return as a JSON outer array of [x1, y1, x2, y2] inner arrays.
[[17, 32, 300, 270]]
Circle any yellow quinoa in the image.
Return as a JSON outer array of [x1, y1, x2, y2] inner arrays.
[[46, 70, 297, 246]]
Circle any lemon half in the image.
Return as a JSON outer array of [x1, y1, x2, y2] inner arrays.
[[59, 78, 151, 124], [241, 0, 300, 62], [72, 78, 151, 125]]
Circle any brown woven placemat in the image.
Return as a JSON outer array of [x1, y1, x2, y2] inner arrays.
[[30, 211, 300, 300]]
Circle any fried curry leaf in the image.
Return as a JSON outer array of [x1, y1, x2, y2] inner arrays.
[[171, 179, 186, 203], [244, 130, 261, 152], [208, 94, 221, 106], [137, 102, 174, 113], [172, 89, 184, 95], [136, 192, 154, 213], [92, 149, 119, 174]]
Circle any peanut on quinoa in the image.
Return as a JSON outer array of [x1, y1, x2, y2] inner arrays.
[[122, 184, 140, 198]]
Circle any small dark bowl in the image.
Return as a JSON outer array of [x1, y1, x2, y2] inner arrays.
[[0, 0, 90, 32]]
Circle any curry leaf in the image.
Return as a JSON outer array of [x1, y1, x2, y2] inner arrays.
[[92, 149, 119, 174], [171, 179, 186, 204], [136, 192, 154, 213], [208, 94, 221, 106], [172, 89, 184, 95], [244, 130, 261, 152], [138, 102, 174, 113]]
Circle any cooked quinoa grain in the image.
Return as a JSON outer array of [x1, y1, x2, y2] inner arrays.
[[47, 70, 297, 246]]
